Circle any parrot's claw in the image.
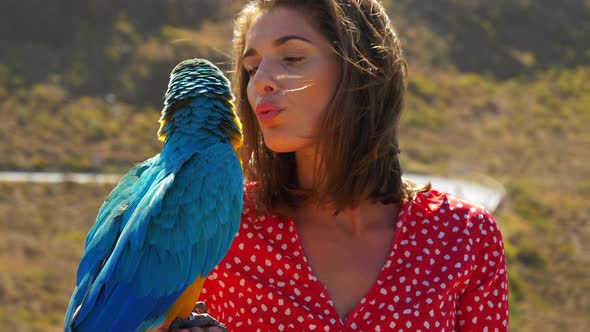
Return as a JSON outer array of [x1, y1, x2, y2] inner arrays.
[[168, 314, 227, 332], [168, 302, 227, 332], [193, 301, 208, 314]]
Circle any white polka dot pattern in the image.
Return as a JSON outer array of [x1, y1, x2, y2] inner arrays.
[[199, 186, 509, 331]]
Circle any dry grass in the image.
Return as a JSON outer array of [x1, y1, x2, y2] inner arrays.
[[0, 182, 112, 331]]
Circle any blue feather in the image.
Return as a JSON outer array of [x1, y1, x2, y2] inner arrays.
[[64, 59, 243, 332]]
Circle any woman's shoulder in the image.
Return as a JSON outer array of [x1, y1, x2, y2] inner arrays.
[[412, 187, 492, 218], [407, 187, 502, 241], [214, 182, 294, 264], [240, 181, 286, 227]]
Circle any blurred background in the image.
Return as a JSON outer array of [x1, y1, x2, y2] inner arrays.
[[0, 0, 588, 330]]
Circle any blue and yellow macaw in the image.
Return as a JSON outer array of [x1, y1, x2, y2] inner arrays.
[[64, 59, 243, 332]]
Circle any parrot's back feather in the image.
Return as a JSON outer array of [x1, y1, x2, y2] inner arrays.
[[67, 143, 242, 331], [64, 59, 243, 332], [64, 157, 159, 329]]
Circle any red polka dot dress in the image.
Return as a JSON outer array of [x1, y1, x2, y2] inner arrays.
[[199, 186, 509, 331]]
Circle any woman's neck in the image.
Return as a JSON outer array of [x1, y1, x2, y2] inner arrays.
[[295, 200, 399, 238], [295, 148, 319, 190], [294, 148, 399, 237]]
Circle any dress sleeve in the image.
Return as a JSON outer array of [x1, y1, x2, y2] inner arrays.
[[456, 211, 509, 331]]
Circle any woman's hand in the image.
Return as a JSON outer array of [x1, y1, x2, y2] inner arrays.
[[175, 325, 224, 332], [171, 313, 226, 332], [169, 302, 227, 332]]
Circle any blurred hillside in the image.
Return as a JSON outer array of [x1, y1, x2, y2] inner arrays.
[[1, 0, 589, 331], [0, 0, 240, 107], [389, 0, 590, 77]]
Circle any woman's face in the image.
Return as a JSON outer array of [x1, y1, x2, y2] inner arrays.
[[242, 6, 341, 153]]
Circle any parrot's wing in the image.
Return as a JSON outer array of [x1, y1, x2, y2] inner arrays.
[[69, 143, 242, 332], [64, 155, 162, 330]]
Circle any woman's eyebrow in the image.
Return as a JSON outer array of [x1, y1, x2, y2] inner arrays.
[[242, 35, 313, 60]]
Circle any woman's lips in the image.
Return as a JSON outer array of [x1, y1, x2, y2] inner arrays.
[[255, 103, 283, 124]]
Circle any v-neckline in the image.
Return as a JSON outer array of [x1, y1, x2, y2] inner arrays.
[[285, 200, 409, 326]]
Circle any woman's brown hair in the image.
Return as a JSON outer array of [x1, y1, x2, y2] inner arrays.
[[233, 0, 429, 215]]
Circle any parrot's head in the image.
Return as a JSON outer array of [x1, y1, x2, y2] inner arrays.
[[157, 58, 243, 152]]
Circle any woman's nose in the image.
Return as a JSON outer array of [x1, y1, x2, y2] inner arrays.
[[252, 61, 279, 95]]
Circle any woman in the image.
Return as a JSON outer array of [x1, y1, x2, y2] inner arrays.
[[184, 0, 509, 331]]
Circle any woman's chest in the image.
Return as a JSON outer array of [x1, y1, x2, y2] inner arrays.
[[296, 226, 396, 319], [205, 241, 468, 332], [203, 213, 476, 331]]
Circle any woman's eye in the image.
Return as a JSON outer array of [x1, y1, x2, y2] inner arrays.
[[245, 65, 258, 76], [284, 56, 304, 64], [244, 57, 303, 77]]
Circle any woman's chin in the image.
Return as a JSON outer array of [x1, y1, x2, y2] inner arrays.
[[264, 143, 294, 153], [263, 134, 315, 154], [263, 138, 296, 153]]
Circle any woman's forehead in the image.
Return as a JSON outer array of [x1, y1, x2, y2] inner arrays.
[[244, 7, 321, 48]]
